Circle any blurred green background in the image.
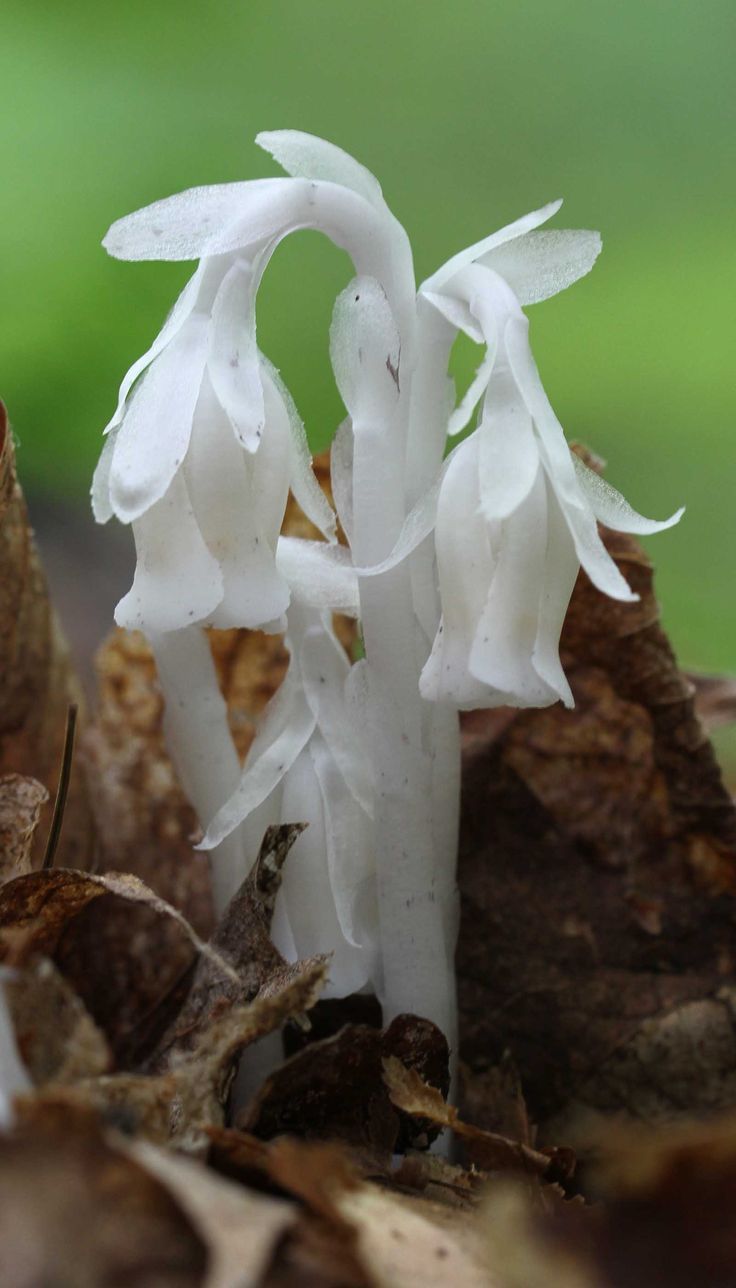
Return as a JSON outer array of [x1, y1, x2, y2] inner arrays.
[[1, 0, 734, 697]]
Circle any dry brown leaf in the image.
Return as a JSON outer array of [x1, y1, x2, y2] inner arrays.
[[83, 628, 214, 932], [0, 404, 92, 869], [150, 824, 323, 1070], [485, 1111, 736, 1288], [5, 955, 110, 1085], [1, 1101, 208, 1286], [383, 1058, 571, 1182], [336, 1184, 493, 1288], [130, 1140, 297, 1288], [0, 868, 237, 1066], [0, 773, 48, 882], [458, 506, 736, 1141], [240, 1015, 449, 1156], [688, 670, 736, 732]]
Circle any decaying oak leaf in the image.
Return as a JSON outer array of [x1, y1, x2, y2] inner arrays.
[[484, 1111, 736, 1288], [458, 508, 736, 1143], [5, 955, 110, 1086], [383, 1058, 572, 1183], [150, 824, 324, 1070], [0, 1101, 208, 1286], [0, 868, 236, 1067], [0, 404, 92, 869], [34, 959, 328, 1149], [130, 1139, 297, 1288], [688, 670, 736, 734], [0, 774, 48, 882], [83, 629, 214, 933], [239, 1014, 449, 1156]]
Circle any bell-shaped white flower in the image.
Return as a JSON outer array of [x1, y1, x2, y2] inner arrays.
[[419, 216, 683, 709], [199, 604, 379, 997]]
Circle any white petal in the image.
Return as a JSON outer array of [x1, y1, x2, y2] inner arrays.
[[114, 470, 223, 633], [330, 275, 401, 427], [109, 314, 210, 523], [256, 130, 384, 209], [469, 467, 560, 707], [503, 313, 580, 497], [103, 180, 274, 261], [480, 229, 602, 304], [91, 428, 117, 523], [299, 625, 373, 816], [199, 676, 316, 850], [354, 443, 461, 579], [420, 290, 484, 344], [104, 262, 205, 435], [419, 436, 494, 708], [207, 256, 265, 452], [531, 481, 579, 708], [558, 485, 639, 602], [573, 455, 684, 535], [477, 367, 540, 520], [310, 734, 378, 956], [422, 199, 563, 294], [277, 744, 373, 996], [329, 417, 354, 542], [447, 340, 497, 437], [262, 362, 337, 542], [276, 537, 359, 616], [185, 375, 291, 631]]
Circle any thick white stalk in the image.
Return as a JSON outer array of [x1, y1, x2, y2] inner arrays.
[[149, 626, 247, 911], [351, 408, 457, 1049]]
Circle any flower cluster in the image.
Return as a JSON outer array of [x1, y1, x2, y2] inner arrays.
[[95, 131, 682, 1045]]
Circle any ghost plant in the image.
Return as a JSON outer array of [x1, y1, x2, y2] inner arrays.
[[94, 131, 682, 1056]]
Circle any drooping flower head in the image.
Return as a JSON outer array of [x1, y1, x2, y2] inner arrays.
[[418, 204, 683, 708]]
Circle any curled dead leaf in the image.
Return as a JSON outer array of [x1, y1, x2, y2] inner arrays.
[[458, 506, 736, 1140], [0, 774, 48, 883], [0, 404, 92, 869]]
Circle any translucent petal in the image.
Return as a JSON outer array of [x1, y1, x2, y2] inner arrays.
[[419, 436, 494, 708], [199, 677, 316, 850], [503, 313, 581, 499], [207, 256, 265, 452], [330, 275, 401, 426], [531, 481, 579, 708], [480, 229, 602, 304], [114, 471, 223, 633], [91, 428, 117, 524], [310, 734, 378, 956], [419, 290, 484, 344], [558, 485, 639, 602], [277, 745, 373, 996], [184, 377, 290, 630], [422, 199, 562, 294], [276, 538, 359, 617], [573, 455, 684, 535], [469, 468, 560, 707], [447, 341, 497, 437], [330, 417, 354, 542], [104, 263, 205, 434], [103, 180, 276, 261], [109, 314, 210, 523], [262, 362, 337, 542], [299, 625, 374, 816], [256, 129, 384, 209], [477, 367, 540, 521]]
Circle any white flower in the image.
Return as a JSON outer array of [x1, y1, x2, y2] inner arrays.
[[419, 207, 683, 709], [200, 604, 379, 997], [0, 972, 31, 1127]]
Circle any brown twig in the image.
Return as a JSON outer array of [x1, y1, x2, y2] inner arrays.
[[42, 704, 78, 870]]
